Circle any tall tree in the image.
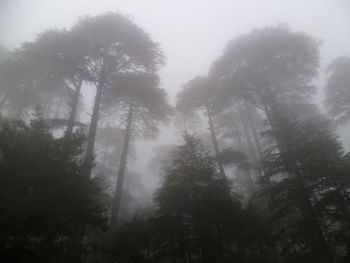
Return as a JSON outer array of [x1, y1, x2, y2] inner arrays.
[[262, 103, 350, 262], [209, 25, 338, 262], [69, 12, 164, 168]]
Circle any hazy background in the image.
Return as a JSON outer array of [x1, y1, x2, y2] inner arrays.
[[1, 0, 350, 190]]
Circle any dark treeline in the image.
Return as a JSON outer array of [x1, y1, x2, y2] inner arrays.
[[0, 12, 350, 263]]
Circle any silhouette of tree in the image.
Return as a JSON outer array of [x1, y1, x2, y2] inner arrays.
[[262, 104, 350, 262], [69, 12, 164, 168], [209, 25, 338, 262], [154, 135, 240, 262], [0, 117, 106, 262]]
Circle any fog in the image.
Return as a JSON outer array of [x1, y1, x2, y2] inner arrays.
[[3, 0, 349, 188], [1, 1, 350, 262]]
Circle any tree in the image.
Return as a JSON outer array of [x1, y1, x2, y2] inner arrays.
[[154, 135, 240, 263], [324, 56, 350, 124], [69, 12, 164, 168], [101, 135, 275, 263], [210, 25, 319, 114], [212, 98, 265, 193], [19, 29, 90, 139], [262, 103, 350, 262], [0, 117, 106, 263], [0, 30, 86, 124], [177, 76, 227, 178], [209, 25, 338, 262], [103, 73, 172, 227]]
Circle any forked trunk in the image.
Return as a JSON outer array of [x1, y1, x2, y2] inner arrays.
[[85, 68, 105, 168]]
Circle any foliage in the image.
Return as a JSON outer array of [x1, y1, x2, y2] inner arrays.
[[154, 135, 254, 262], [210, 25, 320, 107], [0, 117, 107, 262], [262, 104, 350, 262]]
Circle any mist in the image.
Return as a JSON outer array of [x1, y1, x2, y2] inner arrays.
[[1, 1, 350, 262]]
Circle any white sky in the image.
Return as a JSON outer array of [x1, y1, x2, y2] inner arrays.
[[2, 0, 350, 101], [1, 0, 350, 189]]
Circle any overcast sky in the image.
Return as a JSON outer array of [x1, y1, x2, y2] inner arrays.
[[1, 0, 350, 189], [2, 0, 350, 100]]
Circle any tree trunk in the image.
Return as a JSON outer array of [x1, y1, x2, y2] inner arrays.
[[245, 102, 262, 159], [66, 68, 105, 263], [85, 70, 105, 168], [231, 118, 244, 151], [110, 102, 134, 227], [239, 109, 258, 163], [231, 117, 255, 191], [65, 79, 82, 142], [205, 103, 226, 178]]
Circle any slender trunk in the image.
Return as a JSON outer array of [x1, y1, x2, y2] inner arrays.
[[85, 71, 105, 168], [243, 103, 265, 180], [239, 110, 258, 162], [245, 102, 262, 158], [110, 103, 134, 227], [65, 80, 82, 142], [205, 103, 226, 178], [66, 75, 103, 263], [231, 118, 255, 190], [238, 109, 260, 188], [231, 119, 244, 151]]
